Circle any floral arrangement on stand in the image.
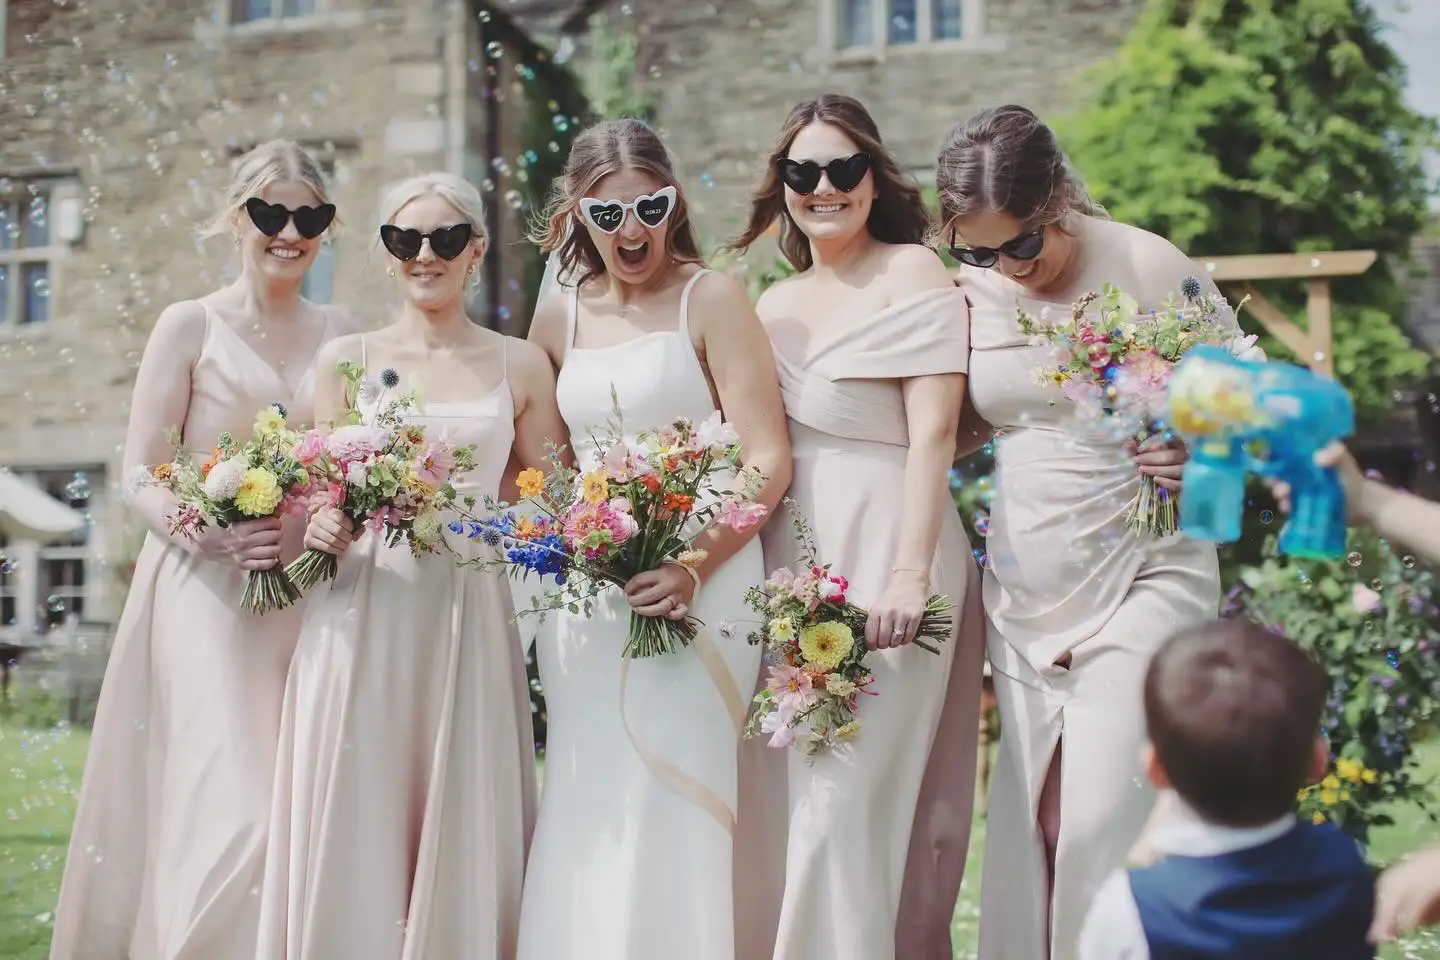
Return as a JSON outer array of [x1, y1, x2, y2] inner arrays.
[[148, 404, 312, 614], [284, 362, 475, 591], [742, 505, 955, 761], [1016, 276, 1261, 536], [455, 396, 768, 659], [1227, 528, 1440, 847]]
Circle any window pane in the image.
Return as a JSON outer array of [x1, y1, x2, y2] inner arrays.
[[839, 0, 874, 47], [0, 203, 14, 252], [888, 0, 918, 44], [301, 242, 335, 304], [933, 0, 963, 39], [22, 262, 49, 325], [21, 191, 49, 248], [0, 264, 8, 325], [232, 0, 274, 22], [282, 0, 316, 16]]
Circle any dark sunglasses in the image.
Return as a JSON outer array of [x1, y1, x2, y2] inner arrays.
[[244, 197, 335, 240], [578, 185, 677, 235], [777, 152, 872, 195], [379, 222, 474, 261], [947, 226, 1045, 269]]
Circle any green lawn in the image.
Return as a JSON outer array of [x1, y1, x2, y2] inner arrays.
[[2, 725, 1438, 959]]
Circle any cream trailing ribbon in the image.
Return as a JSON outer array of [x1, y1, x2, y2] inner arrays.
[[618, 626, 748, 834]]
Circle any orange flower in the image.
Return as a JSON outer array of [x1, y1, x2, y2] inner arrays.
[[663, 493, 694, 513], [641, 474, 661, 493], [150, 463, 174, 481], [200, 447, 222, 477]]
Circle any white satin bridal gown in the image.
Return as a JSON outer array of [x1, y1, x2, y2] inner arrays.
[[516, 269, 764, 960]]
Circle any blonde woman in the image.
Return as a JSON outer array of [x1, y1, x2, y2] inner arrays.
[[50, 141, 354, 960], [254, 173, 565, 959], [518, 118, 792, 959]]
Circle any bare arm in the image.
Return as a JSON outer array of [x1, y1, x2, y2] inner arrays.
[[504, 338, 574, 502], [1358, 482, 1440, 562], [311, 335, 362, 427], [954, 400, 994, 461], [526, 291, 569, 374], [689, 271, 793, 583], [122, 300, 209, 548]]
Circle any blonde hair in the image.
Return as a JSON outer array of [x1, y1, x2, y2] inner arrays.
[[378, 172, 490, 245], [199, 139, 333, 239], [532, 118, 703, 287]]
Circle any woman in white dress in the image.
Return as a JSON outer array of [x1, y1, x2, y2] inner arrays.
[[518, 118, 793, 959], [255, 173, 566, 959]]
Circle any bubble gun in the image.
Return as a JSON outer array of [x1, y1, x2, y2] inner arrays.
[[1164, 345, 1354, 559]]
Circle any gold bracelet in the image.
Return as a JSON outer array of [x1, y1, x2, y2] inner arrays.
[[890, 566, 930, 587], [664, 559, 702, 592]]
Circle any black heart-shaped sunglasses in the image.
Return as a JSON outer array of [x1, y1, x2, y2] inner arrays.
[[244, 197, 336, 240], [379, 223, 475, 261], [777, 152, 872, 195], [946, 226, 1045, 269]]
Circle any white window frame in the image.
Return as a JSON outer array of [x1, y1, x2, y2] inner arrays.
[[0, 535, 21, 631], [821, 0, 1003, 59], [0, 467, 106, 640], [0, 178, 77, 334], [300, 155, 338, 305], [211, 0, 367, 36]]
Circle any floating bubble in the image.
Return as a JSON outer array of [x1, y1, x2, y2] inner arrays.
[[503, 190, 523, 210], [1401, 555, 1416, 569], [64, 472, 90, 502], [1370, 579, 1383, 591], [972, 512, 991, 536], [1259, 509, 1274, 524], [46, 596, 66, 613], [1346, 551, 1362, 567], [1386, 649, 1400, 668], [551, 114, 570, 133], [0, 555, 15, 576], [485, 40, 504, 59]]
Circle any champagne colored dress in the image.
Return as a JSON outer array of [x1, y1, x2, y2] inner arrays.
[[747, 287, 987, 960], [516, 270, 763, 959], [255, 339, 536, 959], [962, 268, 1221, 960], [50, 307, 334, 960]]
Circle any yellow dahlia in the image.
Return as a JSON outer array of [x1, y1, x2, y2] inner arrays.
[[798, 621, 853, 672], [234, 467, 284, 516]]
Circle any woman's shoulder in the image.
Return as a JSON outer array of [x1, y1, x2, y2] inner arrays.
[[876, 242, 954, 297], [1089, 218, 1196, 286]]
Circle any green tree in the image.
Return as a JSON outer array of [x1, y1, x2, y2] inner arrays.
[[1059, 0, 1437, 421]]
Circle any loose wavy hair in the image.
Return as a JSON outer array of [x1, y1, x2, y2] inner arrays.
[[729, 94, 932, 272], [531, 117, 704, 287]]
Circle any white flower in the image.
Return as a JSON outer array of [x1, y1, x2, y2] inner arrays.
[[817, 578, 845, 601], [202, 457, 248, 501], [412, 508, 442, 545], [345, 461, 369, 488], [1227, 333, 1267, 363], [694, 410, 739, 451]]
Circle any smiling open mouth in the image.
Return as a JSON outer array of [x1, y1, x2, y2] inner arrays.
[[266, 245, 302, 261], [617, 241, 649, 266]]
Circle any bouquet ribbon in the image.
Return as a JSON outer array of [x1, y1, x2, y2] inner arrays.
[[618, 626, 747, 834]]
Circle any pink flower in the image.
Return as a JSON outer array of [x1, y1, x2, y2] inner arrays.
[[367, 507, 391, 532], [293, 429, 327, 465], [1352, 584, 1382, 614], [416, 443, 456, 487], [1078, 323, 1108, 345], [719, 499, 768, 532], [562, 501, 636, 556], [324, 482, 346, 509], [327, 424, 391, 464], [766, 664, 814, 713], [818, 574, 848, 605], [602, 442, 653, 482], [692, 411, 740, 451]]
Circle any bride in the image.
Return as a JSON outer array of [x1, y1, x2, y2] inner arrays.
[[516, 117, 792, 959]]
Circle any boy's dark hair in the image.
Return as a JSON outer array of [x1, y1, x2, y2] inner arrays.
[[1144, 618, 1326, 827]]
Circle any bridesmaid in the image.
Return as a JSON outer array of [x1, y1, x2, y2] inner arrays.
[[518, 117, 792, 959], [50, 140, 352, 960], [932, 104, 1222, 960], [255, 173, 561, 959], [729, 93, 986, 960]]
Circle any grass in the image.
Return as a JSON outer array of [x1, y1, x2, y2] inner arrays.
[[1, 725, 1438, 959]]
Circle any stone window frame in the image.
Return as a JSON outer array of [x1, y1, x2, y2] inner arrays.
[[210, 0, 369, 36], [819, 0, 1006, 60], [0, 174, 81, 338], [0, 466, 106, 638]]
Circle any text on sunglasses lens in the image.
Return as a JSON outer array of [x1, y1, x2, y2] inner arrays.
[[579, 185, 677, 235]]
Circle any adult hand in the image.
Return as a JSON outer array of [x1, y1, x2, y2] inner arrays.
[[1128, 434, 1187, 492], [303, 508, 355, 557], [865, 569, 929, 650], [1371, 843, 1440, 943], [1269, 442, 1367, 520], [624, 563, 696, 620], [197, 515, 284, 571]]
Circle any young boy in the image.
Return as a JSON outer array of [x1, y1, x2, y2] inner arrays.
[[1077, 618, 1375, 958]]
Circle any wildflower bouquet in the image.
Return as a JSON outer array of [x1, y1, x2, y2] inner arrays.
[[1016, 276, 1256, 536], [743, 505, 954, 760], [284, 362, 475, 591], [456, 399, 769, 659], [149, 403, 311, 614]]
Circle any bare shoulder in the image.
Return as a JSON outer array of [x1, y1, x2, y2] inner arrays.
[[1096, 219, 1201, 296], [528, 289, 569, 361], [504, 334, 556, 385], [314, 331, 364, 372], [690, 267, 753, 313], [147, 299, 210, 357], [320, 303, 366, 336], [879, 242, 954, 295], [754, 270, 805, 321]]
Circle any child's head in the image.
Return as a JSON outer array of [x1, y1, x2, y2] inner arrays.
[[1143, 618, 1329, 827]]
